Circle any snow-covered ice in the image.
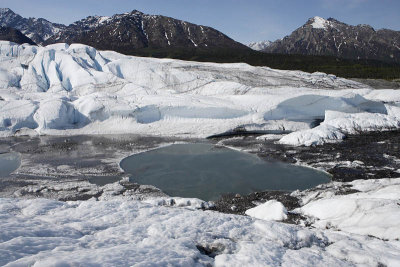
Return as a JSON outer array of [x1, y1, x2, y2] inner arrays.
[[294, 178, 400, 240], [279, 108, 400, 146], [1, 178, 400, 266], [1, 41, 399, 143], [245, 200, 288, 221]]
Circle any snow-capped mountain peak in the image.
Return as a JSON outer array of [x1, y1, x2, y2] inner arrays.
[[248, 40, 272, 51], [0, 8, 21, 24], [263, 16, 400, 64], [0, 8, 12, 14]]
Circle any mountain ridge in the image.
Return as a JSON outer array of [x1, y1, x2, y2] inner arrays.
[[45, 9, 247, 52], [261, 16, 400, 64], [0, 8, 65, 44]]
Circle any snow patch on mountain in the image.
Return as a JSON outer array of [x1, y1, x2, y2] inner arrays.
[[311, 16, 331, 29], [71, 15, 111, 30]]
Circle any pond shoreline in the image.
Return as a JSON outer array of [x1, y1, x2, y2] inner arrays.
[[0, 130, 399, 217], [210, 129, 400, 215]]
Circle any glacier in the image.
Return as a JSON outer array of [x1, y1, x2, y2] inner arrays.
[[1, 40, 400, 266], [1, 41, 399, 144]]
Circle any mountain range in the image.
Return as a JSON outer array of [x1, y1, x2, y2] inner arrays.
[[256, 16, 400, 64], [0, 8, 246, 53], [1, 8, 399, 64]]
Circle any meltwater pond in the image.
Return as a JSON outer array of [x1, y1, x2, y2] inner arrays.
[[0, 152, 20, 177], [120, 143, 330, 201]]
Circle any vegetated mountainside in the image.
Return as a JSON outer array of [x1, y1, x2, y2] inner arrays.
[[0, 8, 65, 44], [0, 26, 35, 45], [44, 10, 248, 52], [263, 16, 400, 64]]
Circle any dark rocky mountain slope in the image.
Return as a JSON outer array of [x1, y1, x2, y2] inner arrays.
[[0, 8, 247, 54], [0, 26, 35, 45], [44, 10, 247, 53]]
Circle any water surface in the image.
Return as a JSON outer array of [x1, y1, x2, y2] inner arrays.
[[0, 152, 21, 177], [120, 143, 330, 201]]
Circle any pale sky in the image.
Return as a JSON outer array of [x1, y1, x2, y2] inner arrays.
[[2, 0, 399, 44]]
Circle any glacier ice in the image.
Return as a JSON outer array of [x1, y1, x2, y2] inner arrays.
[[0, 41, 399, 143], [245, 200, 288, 221]]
